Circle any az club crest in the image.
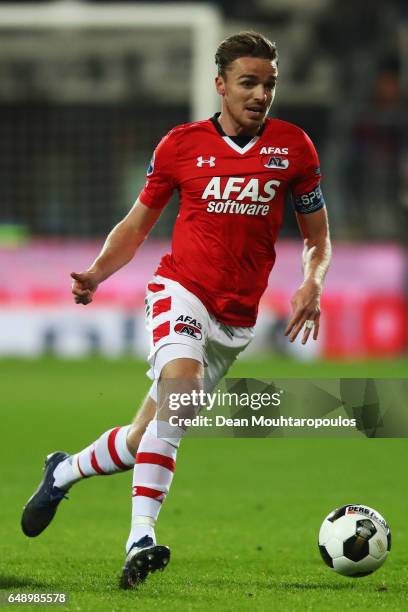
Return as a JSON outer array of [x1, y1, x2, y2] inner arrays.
[[263, 156, 289, 169], [174, 315, 202, 340]]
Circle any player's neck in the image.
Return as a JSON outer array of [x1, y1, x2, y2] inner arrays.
[[217, 112, 261, 138]]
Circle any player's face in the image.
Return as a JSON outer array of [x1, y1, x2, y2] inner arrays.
[[216, 57, 278, 135]]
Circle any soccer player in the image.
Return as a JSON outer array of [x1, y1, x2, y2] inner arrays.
[[21, 31, 331, 588]]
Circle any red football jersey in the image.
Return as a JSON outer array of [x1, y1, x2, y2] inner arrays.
[[139, 115, 325, 326]]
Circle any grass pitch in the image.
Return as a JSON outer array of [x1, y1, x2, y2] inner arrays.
[[1, 356, 408, 611]]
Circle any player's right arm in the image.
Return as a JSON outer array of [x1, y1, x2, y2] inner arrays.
[[71, 198, 162, 305]]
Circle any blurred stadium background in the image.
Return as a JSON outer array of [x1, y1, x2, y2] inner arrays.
[[0, 0, 407, 362]]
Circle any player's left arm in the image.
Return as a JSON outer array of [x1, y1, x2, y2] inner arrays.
[[284, 206, 332, 344]]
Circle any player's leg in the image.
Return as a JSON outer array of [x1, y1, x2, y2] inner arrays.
[[57, 393, 157, 486], [120, 295, 254, 589], [204, 319, 255, 393], [120, 320, 253, 588], [123, 320, 251, 555], [121, 276, 208, 588], [57, 393, 158, 485], [21, 394, 156, 538], [121, 352, 203, 588], [127, 394, 157, 454], [121, 320, 253, 583]]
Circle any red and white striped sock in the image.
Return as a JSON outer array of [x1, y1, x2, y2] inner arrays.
[[126, 420, 182, 552], [53, 425, 134, 490]]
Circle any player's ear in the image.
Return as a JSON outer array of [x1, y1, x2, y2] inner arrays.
[[215, 75, 225, 96]]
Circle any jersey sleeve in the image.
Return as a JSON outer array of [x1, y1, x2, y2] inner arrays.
[[291, 131, 326, 215], [139, 129, 178, 209]]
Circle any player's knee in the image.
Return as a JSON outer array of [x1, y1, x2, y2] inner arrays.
[[130, 413, 150, 437], [127, 395, 157, 453], [127, 419, 151, 454]]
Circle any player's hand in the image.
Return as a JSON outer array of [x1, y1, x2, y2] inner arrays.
[[71, 271, 99, 305], [284, 279, 321, 344]]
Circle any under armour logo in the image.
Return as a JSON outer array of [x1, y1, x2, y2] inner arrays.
[[197, 156, 216, 167]]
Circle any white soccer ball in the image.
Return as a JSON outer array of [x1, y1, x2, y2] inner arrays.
[[318, 504, 391, 577]]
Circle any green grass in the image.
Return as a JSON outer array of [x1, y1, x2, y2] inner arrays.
[[1, 357, 408, 611]]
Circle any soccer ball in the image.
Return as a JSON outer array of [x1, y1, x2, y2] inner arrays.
[[318, 504, 391, 577]]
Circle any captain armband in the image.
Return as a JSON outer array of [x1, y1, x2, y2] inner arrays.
[[293, 184, 325, 214]]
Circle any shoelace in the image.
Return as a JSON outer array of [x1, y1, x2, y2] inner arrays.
[[46, 489, 69, 505]]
